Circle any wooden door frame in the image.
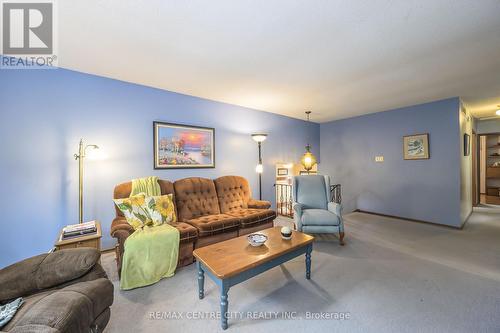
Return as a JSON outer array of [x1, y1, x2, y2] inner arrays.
[[478, 132, 500, 205], [472, 130, 478, 206]]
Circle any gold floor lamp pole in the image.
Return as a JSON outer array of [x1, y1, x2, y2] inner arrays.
[[251, 133, 268, 200], [74, 139, 99, 224]]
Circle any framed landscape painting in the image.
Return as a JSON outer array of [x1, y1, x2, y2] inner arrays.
[[154, 121, 215, 169], [403, 133, 429, 160]]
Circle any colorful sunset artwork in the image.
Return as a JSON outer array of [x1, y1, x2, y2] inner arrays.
[[154, 122, 215, 168]]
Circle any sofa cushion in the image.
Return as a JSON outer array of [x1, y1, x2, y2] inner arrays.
[[2, 290, 52, 331], [4, 278, 113, 333], [214, 176, 251, 213], [247, 199, 271, 209], [174, 177, 220, 221], [225, 208, 277, 228], [170, 222, 198, 243], [301, 209, 340, 226], [186, 214, 240, 237]]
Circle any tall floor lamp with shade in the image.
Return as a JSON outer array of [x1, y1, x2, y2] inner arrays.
[[74, 138, 100, 224], [251, 133, 267, 200]]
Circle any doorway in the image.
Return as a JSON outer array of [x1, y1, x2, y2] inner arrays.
[[478, 133, 500, 205]]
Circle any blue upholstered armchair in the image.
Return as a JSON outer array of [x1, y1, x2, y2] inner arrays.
[[292, 175, 344, 245]]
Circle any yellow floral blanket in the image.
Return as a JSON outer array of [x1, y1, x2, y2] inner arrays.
[[120, 224, 179, 290], [120, 176, 180, 290]]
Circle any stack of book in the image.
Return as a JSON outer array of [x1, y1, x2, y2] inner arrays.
[[61, 221, 97, 240]]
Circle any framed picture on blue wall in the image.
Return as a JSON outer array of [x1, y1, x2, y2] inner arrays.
[[403, 133, 429, 160], [153, 121, 215, 169]]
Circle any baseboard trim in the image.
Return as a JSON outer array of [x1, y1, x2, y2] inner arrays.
[[353, 210, 462, 230], [460, 210, 473, 229], [101, 247, 115, 254]]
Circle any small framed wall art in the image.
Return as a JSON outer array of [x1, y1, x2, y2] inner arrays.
[[463, 133, 470, 156], [277, 168, 289, 176], [403, 133, 429, 160]]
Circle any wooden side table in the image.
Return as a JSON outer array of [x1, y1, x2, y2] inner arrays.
[[54, 221, 102, 251]]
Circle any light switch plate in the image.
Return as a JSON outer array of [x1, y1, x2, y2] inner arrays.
[[375, 156, 384, 162]]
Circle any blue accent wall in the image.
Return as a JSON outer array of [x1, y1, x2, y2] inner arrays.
[[0, 67, 319, 268], [319, 98, 462, 227]]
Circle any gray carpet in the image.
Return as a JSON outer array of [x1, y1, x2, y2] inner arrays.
[[102, 208, 500, 332]]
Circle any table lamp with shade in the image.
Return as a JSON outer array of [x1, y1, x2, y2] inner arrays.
[[74, 138, 100, 224], [251, 133, 267, 200]]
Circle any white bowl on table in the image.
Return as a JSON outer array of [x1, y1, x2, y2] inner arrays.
[[247, 233, 268, 247]]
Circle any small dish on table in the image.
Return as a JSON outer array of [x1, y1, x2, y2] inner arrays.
[[247, 233, 268, 247]]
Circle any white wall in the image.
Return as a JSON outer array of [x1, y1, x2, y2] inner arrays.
[[459, 101, 473, 226], [477, 118, 500, 134]]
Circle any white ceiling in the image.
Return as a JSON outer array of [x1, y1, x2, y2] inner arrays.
[[59, 0, 500, 122]]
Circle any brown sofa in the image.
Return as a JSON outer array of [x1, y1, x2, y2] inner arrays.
[[0, 248, 113, 333], [111, 175, 276, 275]]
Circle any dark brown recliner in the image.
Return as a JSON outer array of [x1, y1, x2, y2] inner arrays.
[[0, 248, 113, 333], [111, 180, 198, 275], [214, 175, 276, 235]]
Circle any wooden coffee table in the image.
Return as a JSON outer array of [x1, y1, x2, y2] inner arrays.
[[193, 227, 314, 330]]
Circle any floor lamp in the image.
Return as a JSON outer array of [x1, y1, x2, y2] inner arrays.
[[251, 133, 267, 200], [74, 138, 99, 224]]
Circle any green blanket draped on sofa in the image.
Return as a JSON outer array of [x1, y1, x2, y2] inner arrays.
[[120, 177, 180, 290]]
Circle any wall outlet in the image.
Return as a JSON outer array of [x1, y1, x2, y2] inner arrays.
[[375, 156, 384, 162]]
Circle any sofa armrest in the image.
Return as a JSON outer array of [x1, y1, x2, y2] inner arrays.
[[248, 199, 271, 209], [292, 202, 305, 231], [293, 202, 304, 216], [110, 217, 134, 237], [110, 217, 134, 277], [327, 202, 342, 218], [0, 248, 100, 302]]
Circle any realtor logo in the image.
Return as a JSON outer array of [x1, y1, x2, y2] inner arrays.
[[1, 0, 57, 69]]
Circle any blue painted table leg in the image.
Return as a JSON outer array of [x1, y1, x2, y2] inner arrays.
[[220, 282, 229, 330], [197, 261, 204, 299], [305, 243, 312, 279]]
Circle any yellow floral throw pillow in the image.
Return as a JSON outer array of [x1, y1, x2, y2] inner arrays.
[[114, 193, 152, 230], [145, 194, 177, 226]]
